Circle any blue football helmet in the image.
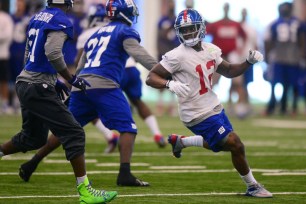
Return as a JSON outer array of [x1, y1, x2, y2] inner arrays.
[[88, 4, 107, 27], [174, 9, 206, 47], [105, 0, 139, 26], [47, 0, 74, 8]]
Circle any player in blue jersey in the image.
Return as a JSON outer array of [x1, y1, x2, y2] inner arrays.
[[0, 1, 117, 203], [68, 0, 158, 186], [71, 0, 158, 186], [264, 2, 301, 116]]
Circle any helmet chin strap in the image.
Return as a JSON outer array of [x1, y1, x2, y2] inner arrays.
[[118, 12, 133, 25]]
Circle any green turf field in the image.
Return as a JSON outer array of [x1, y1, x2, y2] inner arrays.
[[0, 110, 306, 204]]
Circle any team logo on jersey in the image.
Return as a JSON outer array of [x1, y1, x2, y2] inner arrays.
[[131, 123, 137, 129], [218, 126, 225, 135]]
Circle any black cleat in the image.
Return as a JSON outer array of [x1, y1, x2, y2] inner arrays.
[[19, 161, 38, 182], [117, 174, 150, 187]]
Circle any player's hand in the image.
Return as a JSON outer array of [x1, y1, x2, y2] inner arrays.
[[68, 75, 91, 92], [55, 80, 70, 100], [246, 50, 264, 64], [167, 80, 190, 97]]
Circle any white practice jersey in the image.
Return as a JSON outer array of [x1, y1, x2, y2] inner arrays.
[[161, 42, 223, 123]]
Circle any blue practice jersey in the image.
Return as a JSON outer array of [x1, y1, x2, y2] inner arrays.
[[24, 7, 73, 74], [79, 21, 141, 84], [270, 17, 300, 64]]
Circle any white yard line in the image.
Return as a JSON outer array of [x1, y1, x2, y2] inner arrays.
[[1, 192, 306, 199], [253, 119, 306, 129]]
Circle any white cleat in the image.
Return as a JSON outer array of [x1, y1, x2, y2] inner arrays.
[[245, 183, 273, 198]]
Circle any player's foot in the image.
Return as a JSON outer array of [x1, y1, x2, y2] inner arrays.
[[245, 183, 273, 198], [19, 160, 39, 182], [117, 173, 149, 187], [168, 134, 185, 158], [78, 177, 117, 203], [104, 133, 119, 153], [154, 134, 167, 148]]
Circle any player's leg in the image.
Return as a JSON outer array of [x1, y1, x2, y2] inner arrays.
[[51, 90, 117, 203], [89, 88, 149, 186], [91, 118, 119, 153], [123, 67, 166, 147], [19, 134, 61, 182]]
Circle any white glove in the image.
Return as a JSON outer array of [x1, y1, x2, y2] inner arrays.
[[166, 80, 190, 97], [246, 50, 264, 64]]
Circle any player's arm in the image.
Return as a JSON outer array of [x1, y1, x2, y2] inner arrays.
[[146, 63, 190, 97], [146, 63, 171, 89], [123, 38, 158, 70], [44, 31, 73, 82], [217, 50, 263, 78], [45, 31, 90, 91]]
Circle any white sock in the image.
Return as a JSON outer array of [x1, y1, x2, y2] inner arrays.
[[94, 119, 113, 140], [240, 169, 257, 187], [144, 115, 161, 135], [181, 136, 203, 147], [76, 175, 87, 185]]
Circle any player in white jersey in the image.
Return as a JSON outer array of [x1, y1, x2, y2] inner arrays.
[[146, 8, 272, 198]]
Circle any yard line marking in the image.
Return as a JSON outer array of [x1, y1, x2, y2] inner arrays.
[[1, 192, 306, 199], [253, 119, 306, 129], [150, 166, 206, 169], [96, 163, 150, 167], [1, 169, 306, 176], [263, 172, 306, 176], [43, 159, 97, 164]]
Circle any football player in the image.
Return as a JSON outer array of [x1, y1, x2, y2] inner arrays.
[[0, 0, 117, 203], [146, 8, 273, 198]]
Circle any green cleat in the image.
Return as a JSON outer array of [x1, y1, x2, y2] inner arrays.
[[77, 177, 117, 204]]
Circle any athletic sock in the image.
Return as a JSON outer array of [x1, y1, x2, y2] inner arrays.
[[144, 115, 161, 136], [94, 119, 113, 140], [240, 169, 257, 187], [76, 175, 87, 185], [181, 136, 204, 147]]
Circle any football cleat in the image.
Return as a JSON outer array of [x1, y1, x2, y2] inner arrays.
[[154, 134, 167, 148], [168, 134, 185, 158], [104, 133, 119, 154], [245, 183, 273, 198], [117, 173, 149, 187], [78, 177, 117, 204], [19, 160, 39, 182]]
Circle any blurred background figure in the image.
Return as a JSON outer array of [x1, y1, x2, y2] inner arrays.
[[264, 2, 301, 116], [156, 0, 180, 116], [206, 2, 247, 115], [25, 0, 44, 16], [0, 1, 14, 115], [185, 0, 194, 9], [231, 8, 259, 119], [9, 0, 30, 114], [296, 0, 306, 115]]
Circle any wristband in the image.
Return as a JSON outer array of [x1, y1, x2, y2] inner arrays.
[[165, 80, 171, 89]]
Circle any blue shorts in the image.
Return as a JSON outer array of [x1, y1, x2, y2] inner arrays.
[[187, 110, 233, 152], [69, 88, 137, 134], [120, 67, 142, 100]]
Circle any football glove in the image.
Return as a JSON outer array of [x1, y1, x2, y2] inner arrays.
[[55, 80, 69, 100], [68, 75, 91, 92], [246, 50, 264, 65], [166, 80, 190, 97]]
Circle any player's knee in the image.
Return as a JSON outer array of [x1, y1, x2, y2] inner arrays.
[[228, 133, 245, 153]]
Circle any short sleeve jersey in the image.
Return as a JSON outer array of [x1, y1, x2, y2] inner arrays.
[[160, 42, 223, 123], [24, 7, 73, 74], [79, 21, 140, 84]]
